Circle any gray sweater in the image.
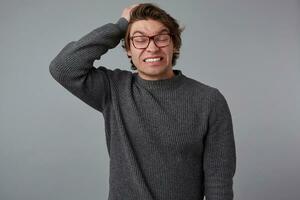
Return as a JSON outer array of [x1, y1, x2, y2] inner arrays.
[[49, 18, 236, 200]]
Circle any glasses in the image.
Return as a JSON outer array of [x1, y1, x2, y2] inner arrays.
[[130, 33, 172, 49]]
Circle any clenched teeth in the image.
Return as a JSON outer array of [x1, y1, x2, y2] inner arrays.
[[144, 57, 162, 62]]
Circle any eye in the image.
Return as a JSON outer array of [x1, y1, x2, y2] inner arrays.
[[133, 36, 148, 43], [156, 34, 170, 41]]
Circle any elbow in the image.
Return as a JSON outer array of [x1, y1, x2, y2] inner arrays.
[[49, 56, 65, 83], [49, 42, 74, 81], [49, 58, 59, 80]]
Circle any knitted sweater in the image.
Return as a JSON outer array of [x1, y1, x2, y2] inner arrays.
[[49, 18, 236, 200]]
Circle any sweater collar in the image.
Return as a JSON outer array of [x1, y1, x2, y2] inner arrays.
[[133, 69, 184, 90]]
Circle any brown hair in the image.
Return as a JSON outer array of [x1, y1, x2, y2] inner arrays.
[[123, 3, 184, 70]]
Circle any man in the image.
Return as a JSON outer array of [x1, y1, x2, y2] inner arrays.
[[49, 3, 236, 200]]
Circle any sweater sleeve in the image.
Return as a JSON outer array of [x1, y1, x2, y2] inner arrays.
[[203, 89, 236, 200], [49, 18, 128, 112]]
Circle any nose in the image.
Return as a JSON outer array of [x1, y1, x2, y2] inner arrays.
[[146, 39, 159, 52]]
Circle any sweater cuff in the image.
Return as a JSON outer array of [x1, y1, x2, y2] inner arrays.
[[116, 17, 128, 37]]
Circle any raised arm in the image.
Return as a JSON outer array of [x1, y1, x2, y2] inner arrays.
[[203, 89, 236, 200], [49, 17, 128, 112]]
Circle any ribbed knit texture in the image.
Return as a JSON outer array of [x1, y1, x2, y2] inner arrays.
[[49, 18, 236, 200]]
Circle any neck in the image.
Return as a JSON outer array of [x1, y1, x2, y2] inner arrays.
[[134, 69, 183, 91]]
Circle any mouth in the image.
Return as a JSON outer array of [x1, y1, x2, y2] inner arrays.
[[143, 57, 163, 63]]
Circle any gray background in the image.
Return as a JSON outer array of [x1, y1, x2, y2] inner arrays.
[[1, 0, 299, 199]]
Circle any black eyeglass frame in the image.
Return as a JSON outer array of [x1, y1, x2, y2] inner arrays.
[[129, 33, 173, 49]]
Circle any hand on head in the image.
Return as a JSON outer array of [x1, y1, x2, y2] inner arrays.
[[121, 4, 139, 22]]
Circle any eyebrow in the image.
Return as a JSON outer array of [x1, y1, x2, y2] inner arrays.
[[131, 28, 169, 36]]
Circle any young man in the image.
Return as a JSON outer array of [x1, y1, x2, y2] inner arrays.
[[49, 3, 236, 200]]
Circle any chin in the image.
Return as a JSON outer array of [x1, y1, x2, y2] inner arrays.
[[141, 65, 166, 72]]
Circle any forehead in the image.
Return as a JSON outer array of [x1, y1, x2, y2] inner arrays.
[[130, 19, 169, 35]]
